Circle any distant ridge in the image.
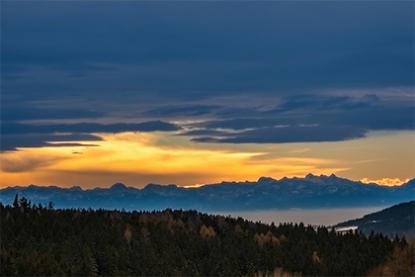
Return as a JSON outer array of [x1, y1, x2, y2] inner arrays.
[[1, 174, 414, 211], [336, 201, 415, 236], [109, 183, 130, 191]]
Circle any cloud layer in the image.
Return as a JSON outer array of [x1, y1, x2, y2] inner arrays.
[[1, 2, 414, 150], [1, 121, 180, 151]]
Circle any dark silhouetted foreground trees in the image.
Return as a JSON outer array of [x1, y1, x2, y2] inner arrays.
[[367, 240, 415, 276], [0, 197, 411, 276]]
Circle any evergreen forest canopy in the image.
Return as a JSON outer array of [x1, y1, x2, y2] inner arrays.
[[1, 196, 413, 276]]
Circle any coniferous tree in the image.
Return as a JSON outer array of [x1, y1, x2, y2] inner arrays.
[[12, 194, 19, 208]]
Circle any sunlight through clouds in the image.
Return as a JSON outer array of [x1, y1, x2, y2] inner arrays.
[[0, 132, 348, 188]]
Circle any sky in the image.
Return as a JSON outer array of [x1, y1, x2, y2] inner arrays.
[[1, 1, 414, 188]]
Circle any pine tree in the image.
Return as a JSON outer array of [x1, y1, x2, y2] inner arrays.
[[13, 194, 19, 208], [47, 201, 54, 210]]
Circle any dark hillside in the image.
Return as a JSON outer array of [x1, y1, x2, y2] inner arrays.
[[336, 201, 415, 237]]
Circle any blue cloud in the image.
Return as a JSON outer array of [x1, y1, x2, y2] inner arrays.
[[1, 2, 413, 148], [2, 121, 180, 135], [1, 106, 103, 121], [1, 121, 180, 151], [2, 2, 413, 95], [192, 126, 366, 144], [185, 94, 414, 143], [1, 134, 101, 151]]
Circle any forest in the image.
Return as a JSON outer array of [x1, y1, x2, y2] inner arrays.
[[0, 196, 413, 276]]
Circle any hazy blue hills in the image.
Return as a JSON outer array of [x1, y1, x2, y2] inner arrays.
[[1, 174, 414, 211], [336, 201, 415, 237]]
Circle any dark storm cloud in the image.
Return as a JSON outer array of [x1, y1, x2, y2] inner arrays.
[[143, 105, 220, 117], [180, 129, 228, 137], [1, 2, 414, 148], [277, 95, 380, 112], [278, 96, 415, 132], [1, 121, 180, 151], [194, 95, 413, 130], [330, 106, 415, 130], [186, 95, 414, 143], [193, 125, 366, 144], [2, 121, 180, 135], [2, 2, 413, 93], [1, 134, 101, 151], [200, 118, 287, 130], [1, 106, 103, 121]]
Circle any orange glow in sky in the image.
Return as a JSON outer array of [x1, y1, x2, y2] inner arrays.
[[0, 130, 413, 188]]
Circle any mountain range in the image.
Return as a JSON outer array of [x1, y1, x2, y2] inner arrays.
[[0, 174, 414, 211]]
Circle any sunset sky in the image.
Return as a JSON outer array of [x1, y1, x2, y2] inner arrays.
[[1, 2, 414, 188]]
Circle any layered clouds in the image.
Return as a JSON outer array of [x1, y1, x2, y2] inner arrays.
[[1, 2, 414, 186]]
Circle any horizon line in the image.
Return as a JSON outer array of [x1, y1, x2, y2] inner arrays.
[[1, 173, 412, 191]]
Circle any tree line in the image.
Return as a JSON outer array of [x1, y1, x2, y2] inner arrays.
[[0, 195, 412, 276]]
